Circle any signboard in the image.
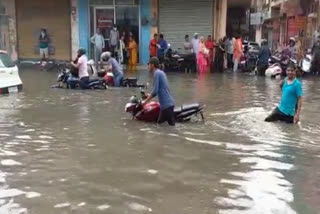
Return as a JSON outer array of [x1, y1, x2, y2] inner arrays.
[[96, 9, 114, 28], [296, 16, 306, 32], [250, 12, 262, 25]]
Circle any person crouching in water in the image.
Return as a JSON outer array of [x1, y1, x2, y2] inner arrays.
[[265, 65, 303, 124], [71, 48, 90, 89], [101, 51, 124, 87], [142, 57, 175, 126]]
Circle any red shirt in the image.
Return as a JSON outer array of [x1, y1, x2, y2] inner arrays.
[[205, 40, 214, 50], [149, 39, 158, 57], [205, 40, 215, 58]]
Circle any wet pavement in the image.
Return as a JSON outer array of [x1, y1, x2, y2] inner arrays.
[[0, 67, 320, 214]]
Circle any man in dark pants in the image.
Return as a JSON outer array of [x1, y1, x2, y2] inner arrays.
[[142, 57, 175, 126], [157, 34, 168, 68], [265, 65, 303, 124], [257, 40, 271, 76]]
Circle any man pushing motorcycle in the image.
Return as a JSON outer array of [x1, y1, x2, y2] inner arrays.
[[142, 57, 176, 126]]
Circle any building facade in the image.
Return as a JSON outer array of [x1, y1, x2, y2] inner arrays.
[[253, 0, 319, 51], [0, 0, 244, 64]]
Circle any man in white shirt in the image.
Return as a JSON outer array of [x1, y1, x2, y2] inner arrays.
[[71, 49, 89, 89], [225, 35, 235, 69], [192, 33, 200, 58], [90, 28, 105, 68], [110, 25, 119, 58]]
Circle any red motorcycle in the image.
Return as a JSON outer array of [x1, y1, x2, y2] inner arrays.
[[87, 60, 145, 88], [125, 91, 205, 122]]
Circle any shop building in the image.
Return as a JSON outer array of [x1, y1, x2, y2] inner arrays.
[[0, 0, 242, 65], [15, 0, 72, 60], [256, 0, 319, 51]]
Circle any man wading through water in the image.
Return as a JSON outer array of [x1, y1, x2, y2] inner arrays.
[[265, 65, 303, 124], [142, 57, 175, 126]]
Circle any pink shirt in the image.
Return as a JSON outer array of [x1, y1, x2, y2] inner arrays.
[[78, 55, 89, 79]]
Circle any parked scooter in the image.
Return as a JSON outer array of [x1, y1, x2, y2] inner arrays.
[[240, 51, 258, 73], [163, 47, 185, 72], [265, 63, 282, 78], [299, 49, 312, 76], [125, 91, 204, 123]]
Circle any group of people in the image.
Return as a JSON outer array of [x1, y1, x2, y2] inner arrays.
[[144, 56, 304, 126], [70, 48, 124, 89], [148, 32, 246, 73], [90, 26, 138, 69], [146, 34, 304, 126], [257, 34, 320, 76], [41, 26, 304, 126], [149, 33, 168, 64]]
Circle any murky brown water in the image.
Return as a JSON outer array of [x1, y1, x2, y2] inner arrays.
[[0, 67, 320, 214]]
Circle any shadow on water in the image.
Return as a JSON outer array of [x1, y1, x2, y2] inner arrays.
[[0, 68, 319, 213]]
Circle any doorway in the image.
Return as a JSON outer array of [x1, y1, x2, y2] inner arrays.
[[90, 3, 140, 62], [94, 7, 115, 50]]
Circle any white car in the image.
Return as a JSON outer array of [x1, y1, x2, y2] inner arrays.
[[0, 51, 22, 94]]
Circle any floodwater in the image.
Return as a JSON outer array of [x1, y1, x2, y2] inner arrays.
[[0, 67, 320, 214]]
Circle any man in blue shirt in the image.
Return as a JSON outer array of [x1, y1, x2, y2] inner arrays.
[[157, 34, 168, 65], [142, 57, 175, 126], [101, 51, 124, 87], [265, 65, 303, 124], [257, 40, 271, 76]]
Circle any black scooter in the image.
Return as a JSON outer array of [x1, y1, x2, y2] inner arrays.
[[52, 63, 107, 90]]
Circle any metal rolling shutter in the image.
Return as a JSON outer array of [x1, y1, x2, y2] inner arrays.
[[16, 0, 71, 60], [159, 0, 213, 51]]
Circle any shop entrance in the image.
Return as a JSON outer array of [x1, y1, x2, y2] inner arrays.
[[90, 1, 139, 62], [94, 7, 115, 49]]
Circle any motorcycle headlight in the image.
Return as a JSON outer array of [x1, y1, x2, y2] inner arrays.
[[125, 103, 136, 112]]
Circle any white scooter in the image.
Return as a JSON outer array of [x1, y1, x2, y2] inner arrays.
[[265, 63, 282, 78], [299, 49, 312, 75]]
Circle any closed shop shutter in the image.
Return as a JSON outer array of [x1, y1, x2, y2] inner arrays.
[[16, 0, 71, 60], [159, 0, 213, 51]]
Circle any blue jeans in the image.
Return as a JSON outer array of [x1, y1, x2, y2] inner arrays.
[[114, 73, 124, 87], [79, 76, 90, 89]]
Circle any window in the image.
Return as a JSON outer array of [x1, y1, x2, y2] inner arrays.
[[90, 0, 113, 6], [0, 53, 15, 68], [115, 0, 139, 5]]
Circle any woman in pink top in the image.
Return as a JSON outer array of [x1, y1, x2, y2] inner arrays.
[[197, 36, 208, 73], [233, 36, 243, 72]]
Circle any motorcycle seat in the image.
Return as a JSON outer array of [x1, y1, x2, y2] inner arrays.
[[123, 77, 138, 86], [174, 103, 201, 114], [89, 78, 100, 83]]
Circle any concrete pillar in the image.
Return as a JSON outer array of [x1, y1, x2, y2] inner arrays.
[[151, 0, 159, 36], [254, 0, 263, 44], [255, 25, 262, 44], [214, 0, 227, 41], [77, 0, 89, 56], [220, 0, 227, 39], [140, 0, 152, 65], [0, 0, 18, 61], [71, 0, 80, 59]]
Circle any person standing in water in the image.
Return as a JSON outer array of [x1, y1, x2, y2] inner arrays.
[[101, 51, 124, 87], [142, 57, 175, 126], [265, 65, 303, 124]]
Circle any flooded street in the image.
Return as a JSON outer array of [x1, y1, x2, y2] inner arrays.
[[1, 68, 320, 214]]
